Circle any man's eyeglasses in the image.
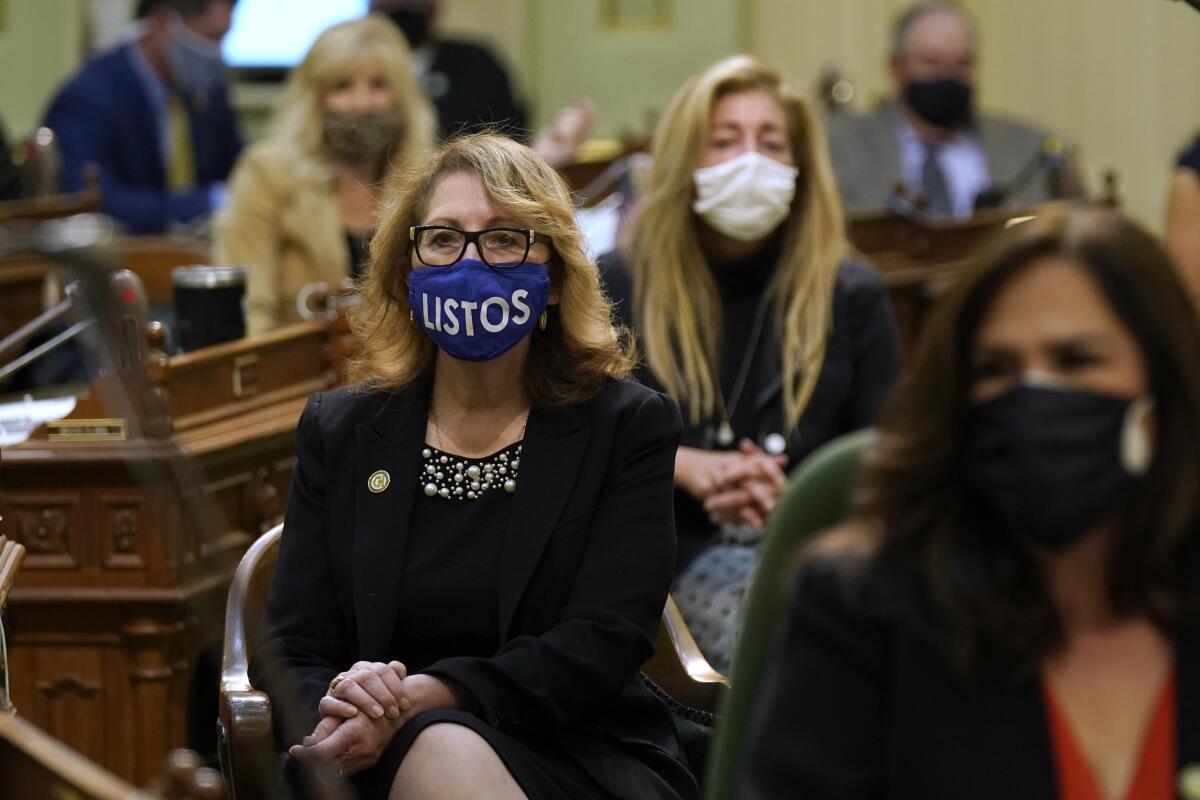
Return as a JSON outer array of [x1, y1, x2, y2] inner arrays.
[[409, 226, 553, 269]]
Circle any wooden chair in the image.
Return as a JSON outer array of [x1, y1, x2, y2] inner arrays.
[[1, 535, 27, 713], [218, 524, 728, 799], [0, 712, 224, 800], [0, 535, 25, 615]]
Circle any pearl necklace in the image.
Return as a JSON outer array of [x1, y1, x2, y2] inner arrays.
[[420, 442, 522, 500], [421, 407, 528, 500]]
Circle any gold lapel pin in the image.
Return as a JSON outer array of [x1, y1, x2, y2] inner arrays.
[[367, 470, 391, 494]]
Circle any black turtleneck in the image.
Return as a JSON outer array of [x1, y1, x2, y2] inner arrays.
[[708, 233, 783, 447]]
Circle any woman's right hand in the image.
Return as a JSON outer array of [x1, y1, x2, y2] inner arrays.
[[320, 661, 411, 722]]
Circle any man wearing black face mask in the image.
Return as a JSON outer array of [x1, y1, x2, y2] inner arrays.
[[42, 0, 242, 234], [370, 0, 528, 141], [826, 1, 1080, 218]]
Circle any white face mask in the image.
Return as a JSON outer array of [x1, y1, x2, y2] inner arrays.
[[692, 150, 798, 242]]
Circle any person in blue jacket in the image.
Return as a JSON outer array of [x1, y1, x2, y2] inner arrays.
[[43, 0, 242, 234]]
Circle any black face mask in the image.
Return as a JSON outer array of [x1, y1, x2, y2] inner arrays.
[[388, 9, 433, 47], [964, 383, 1147, 551], [904, 77, 973, 129]]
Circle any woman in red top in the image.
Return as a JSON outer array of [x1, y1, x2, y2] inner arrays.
[[742, 206, 1200, 799]]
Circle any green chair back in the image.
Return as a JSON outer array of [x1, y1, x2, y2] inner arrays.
[[703, 429, 875, 799]]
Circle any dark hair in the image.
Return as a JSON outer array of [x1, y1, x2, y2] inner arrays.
[[135, 0, 236, 19], [890, 1, 974, 58], [857, 205, 1200, 681]]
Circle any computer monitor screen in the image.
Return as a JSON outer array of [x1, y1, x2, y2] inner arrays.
[[222, 0, 370, 70]]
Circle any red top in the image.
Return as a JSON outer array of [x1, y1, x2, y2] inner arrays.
[[1042, 670, 1176, 800]]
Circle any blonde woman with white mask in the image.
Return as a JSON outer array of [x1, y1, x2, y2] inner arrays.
[[600, 56, 901, 670], [215, 15, 435, 335]]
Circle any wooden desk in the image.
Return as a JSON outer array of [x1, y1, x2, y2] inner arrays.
[[847, 207, 1030, 358], [0, 321, 340, 782]]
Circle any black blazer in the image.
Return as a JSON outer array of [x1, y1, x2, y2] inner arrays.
[[741, 552, 1200, 799], [251, 379, 698, 799], [599, 253, 901, 568]]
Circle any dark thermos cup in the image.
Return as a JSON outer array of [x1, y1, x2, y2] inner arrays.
[[172, 265, 247, 352]]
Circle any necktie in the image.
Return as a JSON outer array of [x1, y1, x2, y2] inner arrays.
[[921, 142, 952, 218], [167, 95, 195, 190]]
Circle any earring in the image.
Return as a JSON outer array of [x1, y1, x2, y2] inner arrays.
[[538, 310, 548, 331], [409, 309, 414, 322]]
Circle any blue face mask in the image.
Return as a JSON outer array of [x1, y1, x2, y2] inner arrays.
[[166, 14, 227, 102], [408, 259, 551, 362]]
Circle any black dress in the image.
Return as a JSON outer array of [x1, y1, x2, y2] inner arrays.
[[353, 442, 611, 800]]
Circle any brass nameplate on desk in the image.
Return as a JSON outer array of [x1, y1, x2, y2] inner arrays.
[[232, 353, 260, 398], [46, 418, 127, 442]]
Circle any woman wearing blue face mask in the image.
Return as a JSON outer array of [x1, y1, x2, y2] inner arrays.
[[251, 133, 699, 800], [599, 55, 901, 671], [743, 206, 1200, 799]]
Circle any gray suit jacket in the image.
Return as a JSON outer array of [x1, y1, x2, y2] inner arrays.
[[825, 102, 1079, 213]]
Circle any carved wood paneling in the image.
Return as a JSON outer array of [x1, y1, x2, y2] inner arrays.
[[100, 498, 145, 570], [7, 497, 81, 569], [28, 647, 106, 762]]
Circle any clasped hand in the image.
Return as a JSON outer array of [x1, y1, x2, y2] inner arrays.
[[676, 440, 788, 528], [289, 661, 458, 777]]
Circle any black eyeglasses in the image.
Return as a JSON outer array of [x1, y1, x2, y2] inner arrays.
[[409, 225, 553, 269]]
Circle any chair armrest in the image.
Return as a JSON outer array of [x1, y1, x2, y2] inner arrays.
[[643, 595, 730, 716], [217, 688, 274, 800], [217, 524, 282, 799], [663, 595, 729, 687]]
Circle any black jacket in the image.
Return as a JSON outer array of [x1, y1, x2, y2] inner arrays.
[[251, 379, 698, 798], [599, 253, 901, 570], [742, 552, 1200, 799]]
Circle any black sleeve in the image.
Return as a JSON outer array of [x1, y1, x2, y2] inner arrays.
[[1179, 134, 1200, 176], [741, 555, 888, 799], [250, 394, 349, 743], [843, 264, 901, 429], [422, 391, 683, 732]]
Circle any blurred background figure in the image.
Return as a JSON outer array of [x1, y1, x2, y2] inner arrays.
[[214, 15, 435, 335], [42, 0, 242, 234], [1165, 131, 1200, 303], [0, 115, 21, 200], [370, 0, 527, 140], [602, 56, 900, 671], [826, 1, 1080, 218], [743, 206, 1200, 798]]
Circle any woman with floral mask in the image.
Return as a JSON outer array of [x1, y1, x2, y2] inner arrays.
[[600, 56, 901, 670], [215, 16, 435, 335], [744, 207, 1200, 799], [251, 133, 698, 800]]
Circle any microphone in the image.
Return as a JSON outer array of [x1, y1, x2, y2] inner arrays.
[[108, 269, 148, 370], [974, 136, 1067, 211]]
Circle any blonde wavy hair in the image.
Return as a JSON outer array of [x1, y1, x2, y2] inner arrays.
[[349, 133, 636, 404], [265, 15, 435, 183], [630, 55, 847, 427]]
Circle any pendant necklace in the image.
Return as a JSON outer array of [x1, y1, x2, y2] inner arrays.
[[713, 294, 772, 447]]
